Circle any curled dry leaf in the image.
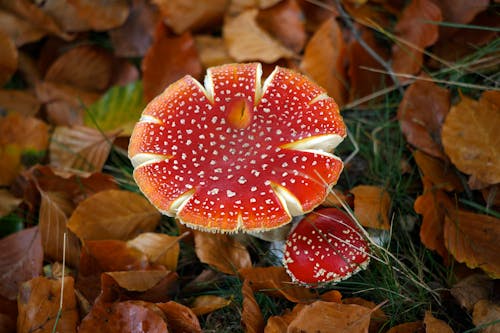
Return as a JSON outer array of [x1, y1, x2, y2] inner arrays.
[[156, 301, 202, 333], [0, 90, 40, 116], [444, 209, 500, 278], [451, 274, 494, 312], [190, 295, 232, 316], [413, 150, 462, 192], [343, 297, 388, 333], [397, 75, 450, 159], [50, 125, 118, 173], [423, 311, 453, 333], [105, 270, 172, 292], [386, 321, 424, 333], [67, 189, 160, 241], [300, 17, 347, 107], [195, 35, 234, 68], [320, 290, 343, 303], [128, 232, 181, 271], [223, 9, 295, 63], [0, 227, 43, 300], [473, 300, 500, 333], [351, 185, 391, 230], [63, 0, 130, 31], [391, 0, 441, 77], [193, 231, 251, 275], [142, 22, 202, 102], [0, 30, 17, 86], [17, 276, 78, 333], [265, 303, 306, 333], [287, 301, 371, 333], [242, 279, 265, 333], [441, 91, 500, 185]]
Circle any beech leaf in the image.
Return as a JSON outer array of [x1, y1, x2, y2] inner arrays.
[[0, 189, 21, 217], [105, 270, 171, 292], [0, 113, 49, 151], [386, 321, 424, 333], [351, 185, 391, 230], [423, 311, 453, 333], [195, 35, 234, 68], [451, 274, 494, 312], [156, 301, 202, 333], [0, 30, 17, 86], [265, 303, 306, 333], [343, 297, 388, 333], [242, 279, 265, 333], [413, 150, 462, 192], [62, 0, 130, 31], [0, 89, 40, 116], [190, 295, 232, 316], [127, 232, 181, 271], [473, 300, 500, 333]]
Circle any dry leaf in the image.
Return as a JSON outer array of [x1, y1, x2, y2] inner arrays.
[[423, 311, 453, 333], [38, 0, 91, 32], [239, 266, 318, 303], [193, 231, 251, 275], [0, 30, 17, 86], [451, 274, 494, 312], [223, 9, 295, 63], [343, 2, 392, 29], [397, 76, 450, 159], [343, 297, 388, 333], [0, 189, 21, 217], [142, 22, 202, 102], [49, 125, 118, 173], [63, 0, 130, 31], [287, 301, 371, 333], [128, 232, 181, 271], [265, 304, 306, 333], [432, 0, 489, 40], [242, 279, 265, 333], [156, 301, 202, 333], [386, 321, 424, 333], [413, 150, 463, 192], [0, 227, 43, 300], [444, 209, 500, 278], [0, 145, 21, 186], [0, 10, 46, 46], [392, 0, 441, 77], [441, 91, 500, 185], [473, 300, 500, 333], [0, 90, 40, 116], [351, 185, 391, 230], [105, 270, 171, 292], [322, 188, 353, 208], [17, 276, 78, 333], [300, 17, 347, 107], [320, 290, 343, 303], [190, 295, 232, 316], [67, 189, 160, 241], [195, 35, 234, 68], [0, 113, 49, 151]]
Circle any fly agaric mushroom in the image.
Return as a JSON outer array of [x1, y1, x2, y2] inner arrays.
[[284, 207, 370, 284], [129, 63, 345, 232]]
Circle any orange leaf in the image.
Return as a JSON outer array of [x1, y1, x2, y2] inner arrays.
[[67, 189, 160, 241], [441, 91, 500, 185], [351, 185, 391, 230], [127, 232, 181, 271], [432, 0, 489, 40], [156, 301, 201, 333], [386, 321, 423, 333], [391, 0, 441, 77], [0, 30, 17, 86], [238, 266, 318, 303], [190, 295, 232, 316], [0, 145, 21, 186], [300, 17, 347, 107], [343, 297, 388, 333], [0, 113, 49, 151], [265, 303, 306, 333], [105, 271, 172, 292], [0, 227, 43, 300], [343, 1, 392, 29], [397, 76, 450, 159], [444, 209, 500, 278], [473, 300, 500, 333], [61, 0, 130, 31], [194, 35, 234, 68], [287, 301, 371, 333], [423, 311, 453, 333], [322, 188, 353, 208], [413, 150, 462, 192], [142, 22, 202, 102], [17, 277, 78, 333], [320, 290, 343, 303], [0, 89, 40, 116], [193, 231, 251, 275], [0, 189, 21, 217], [0, 9, 46, 46], [242, 279, 265, 333]]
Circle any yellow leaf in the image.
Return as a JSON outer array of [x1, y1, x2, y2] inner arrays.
[[127, 232, 181, 271]]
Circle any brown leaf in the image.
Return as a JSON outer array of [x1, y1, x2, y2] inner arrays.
[[238, 266, 318, 303], [444, 209, 500, 278], [432, 0, 489, 40], [190, 295, 232, 316], [0, 10, 46, 46], [265, 303, 306, 333], [321, 188, 353, 208], [0, 189, 21, 217], [386, 321, 424, 333], [194, 35, 234, 68], [287, 301, 371, 333], [0, 313, 15, 333], [17, 276, 78, 333], [320, 290, 343, 303], [351, 185, 391, 230], [423, 311, 453, 333], [67, 189, 160, 241], [343, 297, 388, 333], [128, 232, 181, 271], [397, 76, 450, 159], [0, 227, 43, 300], [0, 90, 40, 116], [49, 125, 118, 173], [451, 274, 494, 312], [38, 0, 91, 32], [300, 17, 347, 107], [0, 145, 22, 186], [193, 231, 251, 275], [64, 0, 130, 31], [0, 113, 49, 151], [473, 300, 500, 333], [343, 2, 392, 29], [441, 91, 500, 185], [105, 270, 172, 292], [223, 9, 295, 63], [142, 22, 202, 102], [156, 301, 201, 333], [257, 0, 307, 53], [242, 279, 265, 333], [391, 0, 441, 77], [0, 30, 17, 86], [413, 150, 462, 192]]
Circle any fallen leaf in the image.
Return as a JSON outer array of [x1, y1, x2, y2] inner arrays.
[[0, 30, 17, 86], [0, 90, 40, 116], [63, 0, 130, 31], [351, 185, 391, 230], [0, 227, 43, 300], [473, 300, 500, 333], [265, 303, 306, 333], [432, 0, 489, 40], [444, 209, 500, 278], [194, 35, 234, 68], [17, 276, 78, 333], [0, 113, 49, 151], [391, 0, 442, 77], [156, 301, 202, 333], [413, 150, 463, 192], [300, 17, 347, 107], [297, 0, 337, 33], [343, 297, 388, 333], [423, 311, 453, 333], [287, 301, 371, 333], [482, 185, 500, 208], [0, 145, 21, 186], [223, 9, 295, 63], [441, 91, 500, 185], [397, 75, 450, 159], [386, 321, 424, 333], [242, 279, 265, 333], [190, 295, 232, 316], [229, 0, 284, 14], [105, 270, 172, 292], [142, 22, 202, 102], [451, 274, 494, 312], [0, 9, 46, 46], [343, 1, 392, 29], [67, 189, 160, 241], [238, 266, 318, 303], [0, 189, 21, 217], [320, 290, 343, 303], [321, 188, 353, 208], [38, 0, 91, 32], [127, 232, 181, 271], [193, 231, 251, 275]]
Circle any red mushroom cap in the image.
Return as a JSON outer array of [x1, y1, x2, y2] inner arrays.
[[284, 208, 370, 284], [129, 63, 346, 232]]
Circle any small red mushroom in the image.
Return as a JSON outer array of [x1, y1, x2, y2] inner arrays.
[[129, 63, 345, 232], [283, 207, 370, 285]]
